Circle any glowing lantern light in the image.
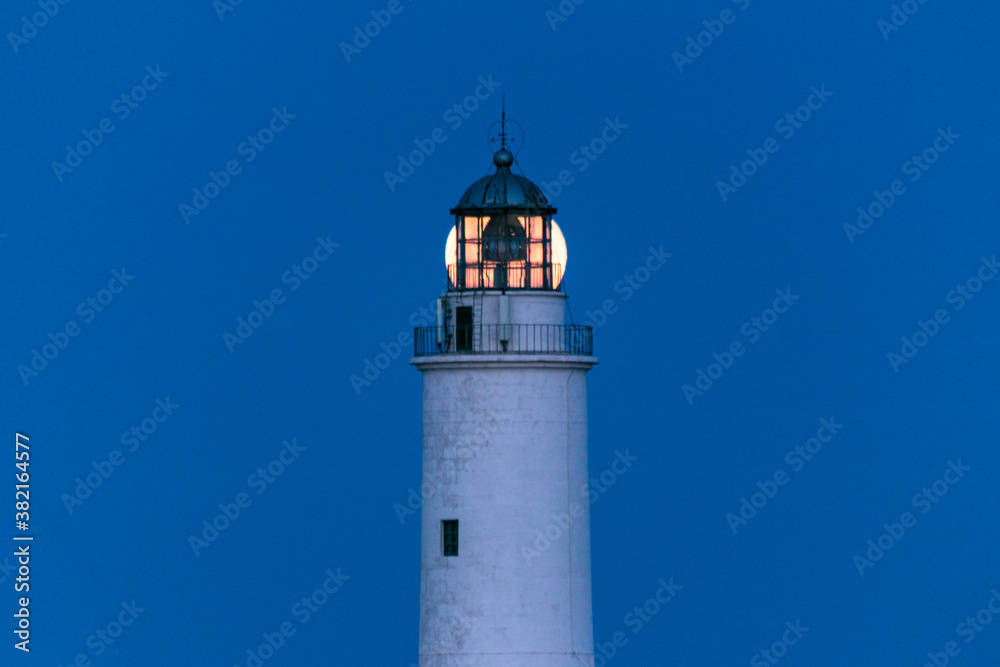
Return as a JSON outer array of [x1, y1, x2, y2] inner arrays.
[[446, 220, 567, 288]]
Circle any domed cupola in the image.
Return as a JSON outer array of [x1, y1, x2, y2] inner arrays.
[[453, 148, 553, 211]]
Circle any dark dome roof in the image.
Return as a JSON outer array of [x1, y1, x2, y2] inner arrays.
[[451, 150, 554, 213]]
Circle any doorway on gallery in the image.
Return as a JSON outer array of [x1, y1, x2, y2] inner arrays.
[[456, 306, 473, 351]]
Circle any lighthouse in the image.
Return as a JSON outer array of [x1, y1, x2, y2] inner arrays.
[[411, 112, 598, 667]]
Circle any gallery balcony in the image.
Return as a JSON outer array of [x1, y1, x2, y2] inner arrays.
[[413, 324, 593, 357]]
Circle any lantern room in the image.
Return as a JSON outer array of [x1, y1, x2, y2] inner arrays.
[[446, 146, 567, 291]]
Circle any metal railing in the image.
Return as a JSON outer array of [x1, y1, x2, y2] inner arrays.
[[414, 324, 593, 357], [447, 264, 563, 291]]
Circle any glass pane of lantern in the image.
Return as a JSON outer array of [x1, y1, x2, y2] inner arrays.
[[464, 216, 481, 240], [465, 241, 479, 263], [530, 216, 543, 239], [508, 236, 523, 260], [529, 241, 543, 264], [530, 266, 543, 288]]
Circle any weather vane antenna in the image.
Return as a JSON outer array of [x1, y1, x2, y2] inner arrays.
[[500, 93, 507, 148], [488, 94, 524, 162]]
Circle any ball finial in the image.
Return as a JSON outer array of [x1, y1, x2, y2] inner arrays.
[[493, 148, 513, 169]]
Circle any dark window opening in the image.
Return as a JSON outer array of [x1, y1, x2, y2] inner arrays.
[[456, 307, 473, 351], [442, 519, 459, 556]]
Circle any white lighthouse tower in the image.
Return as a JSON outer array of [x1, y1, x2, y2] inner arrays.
[[412, 113, 598, 667]]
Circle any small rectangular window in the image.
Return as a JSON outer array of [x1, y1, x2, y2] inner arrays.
[[442, 520, 459, 556]]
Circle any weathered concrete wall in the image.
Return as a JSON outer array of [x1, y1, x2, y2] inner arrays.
[[414, 341, 596, 666]]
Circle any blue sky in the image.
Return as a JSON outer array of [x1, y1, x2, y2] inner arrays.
[[3, 1, 999, 665]]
